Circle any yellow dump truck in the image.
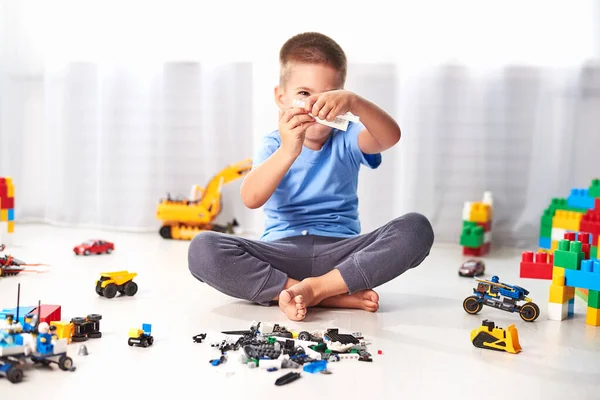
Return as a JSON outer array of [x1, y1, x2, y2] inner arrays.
[[95, 271, 138, 299]]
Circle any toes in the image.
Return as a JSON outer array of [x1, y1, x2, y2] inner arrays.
[[294, 294, 304, 305], [296, 302, 305, 309], [365, 290, 379, 303], [364, 301, 379, 312], [297, 308, 307, 316]]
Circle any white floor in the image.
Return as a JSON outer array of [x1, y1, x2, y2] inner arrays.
[[1, 224, 599, 400]]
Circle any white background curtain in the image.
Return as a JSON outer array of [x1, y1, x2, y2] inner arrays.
[[1, 0, 599, 247]]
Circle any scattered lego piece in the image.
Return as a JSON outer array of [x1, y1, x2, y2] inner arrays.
[[303, 360, 327, 374], [470, 320, 521, 354], [192, 333, 207, 343], [275, 371, 301, 386], [127, 323, 153, 348], [71, 314, 102, 342], [78, 345, 89, 356], [377, 350, 383, 355], [520, 251, 553, 280]]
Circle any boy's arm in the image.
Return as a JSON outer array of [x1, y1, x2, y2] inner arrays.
[[352, 96, 401, 154], [240, 148, 296, 209], [241, 108, 315, 209]]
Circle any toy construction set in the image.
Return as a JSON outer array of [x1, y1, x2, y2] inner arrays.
[[3, 175, 600, 384]]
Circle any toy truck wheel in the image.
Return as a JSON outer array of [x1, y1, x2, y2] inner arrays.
[[298, 331, 311, 341], [95, 286, 104, 296], [128, 338, 134, 346], [103, 284, 118, 298], [159, 225, 172, 239], [58, 356, 73, 371], [124, 281, 138, 296], [463, 296, 483, 315], [6, 365, 24, 383], [88, 332, 102, 339], [148, 336, 154, 345], [519, 302, 540, 322], [87, 314, 102, 321]]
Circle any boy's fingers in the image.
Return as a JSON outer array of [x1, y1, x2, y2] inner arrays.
[[290, 121, 316, 135], [303, 95, 318, 112], [282, 107, 308, 123], [318, 103, 335, 121], [289, 114, 315, 129], [325, 107, 340, 122]]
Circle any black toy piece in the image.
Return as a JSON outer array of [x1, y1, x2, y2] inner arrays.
[[324, 329, 359, 344], [193, 333, 207, 343], [275, 372, 301, 386]]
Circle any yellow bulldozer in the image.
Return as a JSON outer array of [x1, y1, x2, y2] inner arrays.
[[156, 159, 253, 240], [470, 319, 522, 354]]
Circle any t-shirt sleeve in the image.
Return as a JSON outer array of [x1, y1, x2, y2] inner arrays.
[[344, 122, 382, 169], [252, 132, 281, 169]]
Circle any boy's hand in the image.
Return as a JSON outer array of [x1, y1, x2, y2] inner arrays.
[[279, 107, 315, 158], [302, 90, 358, 122]]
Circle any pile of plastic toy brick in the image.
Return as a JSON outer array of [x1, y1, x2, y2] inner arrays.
[[194, 321, 374, 386], [0, 177, 15, 236], [537, 178, 600, 256], [460, 192, 493, 256]]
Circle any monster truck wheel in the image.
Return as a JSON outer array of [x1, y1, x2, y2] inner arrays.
[[124, 281, 138, 296], [519, 302, 540, 322], [463, 296, 483, 315], [6, 365, 23, 383], [103, 284, 118, 299], [159, 225, 172, 239], [58, 356, 73, 371]]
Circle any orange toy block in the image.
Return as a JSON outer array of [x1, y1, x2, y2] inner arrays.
[[468, 203, 491, 223], [549, 284, 575, 304]]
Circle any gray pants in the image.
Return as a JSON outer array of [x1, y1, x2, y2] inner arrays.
[[188, 213, 434, 306]]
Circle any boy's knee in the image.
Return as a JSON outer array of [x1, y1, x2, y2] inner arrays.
[[391, 212, 435, 249], [188, 231, 223, 280]]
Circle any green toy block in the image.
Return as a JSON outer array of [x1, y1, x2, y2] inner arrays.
[[589, 178, 600, 198], [539, 222, 552, 238], [460, 223, 484, 248], [589, 290, 600, 309], [553, 240, 584, 270], [547, 198, 588, 214], [591, 246, 598, 260]]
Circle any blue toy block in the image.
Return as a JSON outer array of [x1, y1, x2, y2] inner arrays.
[[0, 307, 36, 324], [568, 298, 575, 316], [564, 268, 600, 291], [7, 208, 14, 221], [582, 259, 600, 273], [142, 323, 152, 335], [303, 360, 327, 374], [539, 237, 551, 249], [567, 189, 596, 209]]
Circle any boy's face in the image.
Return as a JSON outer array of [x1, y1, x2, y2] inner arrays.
[[275, 62, 343, 143]]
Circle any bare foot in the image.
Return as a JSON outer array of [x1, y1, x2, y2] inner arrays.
[[278, 278, 325, 321], [318, 289, 379, 312], [278, 288, 308, 321]]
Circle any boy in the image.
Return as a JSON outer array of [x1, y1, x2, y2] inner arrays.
[[188, 32, 434, 321]]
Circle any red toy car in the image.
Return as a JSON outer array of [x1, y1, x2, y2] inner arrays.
[[73, 240, 114, 256], [459, 259, 485, 277]]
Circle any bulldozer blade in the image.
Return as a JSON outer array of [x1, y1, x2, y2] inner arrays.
[[505, 324, 522, 354]]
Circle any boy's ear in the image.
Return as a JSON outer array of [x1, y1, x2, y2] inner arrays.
[[274, 85, 286, 109]]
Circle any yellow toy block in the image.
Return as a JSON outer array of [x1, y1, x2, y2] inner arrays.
[[551, 240, 559, 251], [0, 209, 6, 222], [552, 210, 582, 231], [468, 203, 491, 223], [585, 307, 600, 326], [552, 267, 565, 286], [7, 221, 14, 233], [549, 284, 574, 304]]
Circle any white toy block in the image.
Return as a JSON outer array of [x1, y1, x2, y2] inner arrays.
[[482, 191, 493, 206], [462, 202, 473, 221], [303, 346, 322, 360], [551, 227, 567, 242], [548, 301, 569, 321], [484, 231, 492, 244]]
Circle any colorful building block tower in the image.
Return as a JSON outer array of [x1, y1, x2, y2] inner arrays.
[[538, 178, 600, 254], [548, 237, 600, 326], [460, 192, 493, 256], [0, 177, 15, 235]]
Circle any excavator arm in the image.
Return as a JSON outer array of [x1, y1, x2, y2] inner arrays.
[[199, 158, 253, 218]]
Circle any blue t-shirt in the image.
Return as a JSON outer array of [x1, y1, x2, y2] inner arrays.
[[253, 122, 382, 241]]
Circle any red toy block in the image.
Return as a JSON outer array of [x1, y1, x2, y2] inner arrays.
[[476, 220, 492, 232], [462, 242, 490, 257], [30, 304, 61, 324], [2, 197, 14, 209], [564, 232, 576, 242], [520, 251, 554, 279]]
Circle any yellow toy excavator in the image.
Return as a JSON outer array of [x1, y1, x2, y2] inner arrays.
[[156, 158, 253, 240]]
